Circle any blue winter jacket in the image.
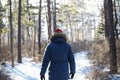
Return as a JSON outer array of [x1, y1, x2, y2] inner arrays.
[[40, 35, 75, 80]]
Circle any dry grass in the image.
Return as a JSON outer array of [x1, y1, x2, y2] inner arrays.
[[0, 40, 48, 63], [70, 40, 91, 53], [116, 40, 120, 71], [89, 40, 109, 66], [88, 39, 120, 79]]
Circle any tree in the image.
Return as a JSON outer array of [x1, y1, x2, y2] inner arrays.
[[58, 4, 79, 42], [18, 0, 22, 63], [104, 0, 117, 73], [0, 0, 5, 62], [113, 0, 118, 39], [9, 0, 14, 67], [108, 0, 117, 73], [47, 0, 52, 39], [96, 8, 105, 39], [38, 0, 42, 54], [104, 0, 109, 40], [53, 0, 56, 31]]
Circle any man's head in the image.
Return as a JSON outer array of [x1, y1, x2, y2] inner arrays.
[[51, 28, 67, 42]]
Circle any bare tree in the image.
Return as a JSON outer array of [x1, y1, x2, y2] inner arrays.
[[47, 0, 52, 39], [38, 0, 42, 54], [53, 0, 56, 31], [104, 0, 109, 40], [9, 0, 14, 67], [0, 0, 5, 62], [113, 0, 118, 39], [26, 0, 31, 56], [33, 16, 36, 57], [18, 0, 22, 63], [104, 0, 117, 73]]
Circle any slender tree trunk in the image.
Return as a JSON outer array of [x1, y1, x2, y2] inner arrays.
[[69, 18, 73, 42], [9, 0, 14, 67], [38, 0, 42, 54], [26, 27, 30, 56], [47, 0, 52, 39], [53, 0, 56, 31], [113, 0, 118, 39], [8, 24, 10, 48], [0, 0, 3, 62], [26, 0, 31, 56], [18, 0, 22, 63], [81, 12, 84, 40], [33, 16, 36, 57], [104, 0, 109, 40], [0, 30, 1, 61]]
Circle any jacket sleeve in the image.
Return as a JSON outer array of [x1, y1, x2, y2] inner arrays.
[[68, 45, 76, 74], [40, 45, 50, 76]]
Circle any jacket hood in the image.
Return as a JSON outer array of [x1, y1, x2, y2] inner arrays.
[[50, 33, 67, 43]]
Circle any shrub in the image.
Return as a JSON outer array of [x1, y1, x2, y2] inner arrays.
[[88, 40, 110, 79]]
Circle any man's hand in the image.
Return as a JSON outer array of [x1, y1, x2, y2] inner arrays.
[[40, 75, 45, 80], [70, 73, 75, 79]]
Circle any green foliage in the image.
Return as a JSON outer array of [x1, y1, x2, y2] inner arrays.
[[61, 4, 79, 15], [1, 27, 9, 33], [29, 5, 39, 9], [97, 23, 104, 34], [58, 4, 79, 25], [4, 0, 38, 29], [95, 8, 105, 39]]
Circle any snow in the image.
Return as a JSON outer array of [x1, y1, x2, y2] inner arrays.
[[1, 51, 120, 80], [3, 58, 41, 80], [73, 51, 93, 80], [109, 74, 120, 80]]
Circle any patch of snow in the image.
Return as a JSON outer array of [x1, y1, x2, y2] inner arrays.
[[109, 74, 120, 80]]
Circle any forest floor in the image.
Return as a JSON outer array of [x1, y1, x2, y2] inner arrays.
[[0, 51, 120, 80]]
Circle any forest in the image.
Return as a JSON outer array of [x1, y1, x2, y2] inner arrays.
[[0, 0, 120, 80]]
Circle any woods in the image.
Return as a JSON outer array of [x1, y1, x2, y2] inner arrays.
[[0, 0, 120, 79]]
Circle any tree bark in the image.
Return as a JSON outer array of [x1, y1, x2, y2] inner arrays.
[[38, 0, 42, 54], [104, 0, 117, 73], [53, 0, 56, 31], [9, 0, 14, 67], [18, 0, 22, 63], [26, 0, 31, 56], [33, 16, 36, 57], [104, 0, 109, 40], [113, 0, 118, 39], [47, 0, 52, 39]]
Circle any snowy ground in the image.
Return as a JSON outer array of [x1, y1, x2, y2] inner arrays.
[[1, 51, 120, 80]]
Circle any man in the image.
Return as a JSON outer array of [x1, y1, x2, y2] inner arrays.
[[40, 28, 76, 80]]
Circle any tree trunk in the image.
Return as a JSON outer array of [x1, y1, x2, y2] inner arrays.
[[0, 30, 1, 61], [9, 0, 14, 67], [47, 0, 52, 39], [104, 0, 117, 73], [53, 0, 56, 31], [104, 0, 109, 40], [26, 0, 31, 56], [38, 0, 42, 54], [18, 0, 22, 63], [113, 0, 118, 39], [33, 16, 36, 57]]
